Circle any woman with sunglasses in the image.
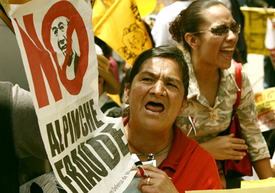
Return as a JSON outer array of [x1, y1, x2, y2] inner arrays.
[[169, 0, 273, 188]]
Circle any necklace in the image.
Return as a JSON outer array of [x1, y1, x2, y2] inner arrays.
[[137, 150, 170, 161], [128, 138, 173, 161]]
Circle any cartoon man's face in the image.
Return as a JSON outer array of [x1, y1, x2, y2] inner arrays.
[[51, 17, 69, 56], [123, 27, 145, 55]]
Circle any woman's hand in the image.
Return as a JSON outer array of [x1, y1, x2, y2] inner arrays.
[[134, 164, 179, 193], [200, 134, 248, 160]]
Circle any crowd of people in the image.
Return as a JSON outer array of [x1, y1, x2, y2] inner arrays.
[[1, 0, 275, 192]]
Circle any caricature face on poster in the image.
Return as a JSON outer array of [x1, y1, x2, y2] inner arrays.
[[51, 16, 80, 79], [9, 0, 135, 192], [51, 16, 69, 56]]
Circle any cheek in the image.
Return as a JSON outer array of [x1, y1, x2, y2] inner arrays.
[[129, 84, 145, 103], [170, 93, 185, 109], [202, 37, 221, 50], [201, 42, 222, 64]]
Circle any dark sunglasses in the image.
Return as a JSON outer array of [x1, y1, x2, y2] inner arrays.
[[192, 23, 241, 36]]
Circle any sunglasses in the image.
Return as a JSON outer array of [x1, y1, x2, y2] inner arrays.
[[192, 23, 241, 36]]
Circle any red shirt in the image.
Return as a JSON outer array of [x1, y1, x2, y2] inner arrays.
[[123, 118, 222, 192], [159, 126, 222, 192]]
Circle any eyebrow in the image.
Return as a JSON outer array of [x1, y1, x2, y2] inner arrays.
[[58, 22, 65, 28], [214, 21, 237, 27], [51, 26, 57, 31], [139, 71, 182, 85]]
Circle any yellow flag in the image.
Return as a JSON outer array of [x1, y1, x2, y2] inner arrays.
[[104, 0, 115, 10], [94, 0, 152, 66], [92, 0, 107, 27]]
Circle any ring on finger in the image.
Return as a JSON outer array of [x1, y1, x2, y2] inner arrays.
[[146, 177, 151, 186]]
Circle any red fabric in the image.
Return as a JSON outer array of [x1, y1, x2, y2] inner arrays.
[[123, 118, 222, 192], [233, 61, 242, 109], [224, 61, 252, 176], [109, 56, 120, 82], [225, 114, 252, 176], [160, 126, 222, 192]]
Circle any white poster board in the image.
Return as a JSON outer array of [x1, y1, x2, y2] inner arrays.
[[9, 0, 135, 192]]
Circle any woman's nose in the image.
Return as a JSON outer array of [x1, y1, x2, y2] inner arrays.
[[150, 81, 166, 97], [226, 29, 238, 42]]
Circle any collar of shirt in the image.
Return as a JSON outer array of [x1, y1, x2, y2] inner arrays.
[[184, 52, 240, 108]]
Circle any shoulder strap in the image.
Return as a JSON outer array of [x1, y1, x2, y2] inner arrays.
[[101, 101, 120, 113], [233, 61, 242, 110]]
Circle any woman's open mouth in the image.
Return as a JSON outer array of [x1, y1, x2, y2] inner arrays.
[[145, 102, 164, 113], [220, 47, 234, 60]]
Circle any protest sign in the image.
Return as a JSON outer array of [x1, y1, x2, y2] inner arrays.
[[186, 186, 275, 193], [240, 7, 275, 56], [9, 0, 135, 192], [265, 17, 275, 70], [254, 87, 275, 132], [187, 178, 275, 193], [241, 177, 275, 188]]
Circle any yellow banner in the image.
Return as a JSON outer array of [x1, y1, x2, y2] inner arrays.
[[94, 0, 152, 66], [92, 0, 107, 27], [104, 0, 115, 10], [241, 7, 275, 56], [186, 178, 275, 193], [241, 177, 275, 188], [186, 186, 275, 193]]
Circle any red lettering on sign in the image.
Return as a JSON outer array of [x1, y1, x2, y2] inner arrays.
[[14, 1, 89, 108]]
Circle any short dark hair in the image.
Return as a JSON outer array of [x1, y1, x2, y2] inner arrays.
[[169, 0, 226, 52], [128, 45, 189, 99]]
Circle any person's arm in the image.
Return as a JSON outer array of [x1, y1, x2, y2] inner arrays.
[[237, 68, 272, 178], [12, 84, 47, 159], [253, 158, 274, 179]]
